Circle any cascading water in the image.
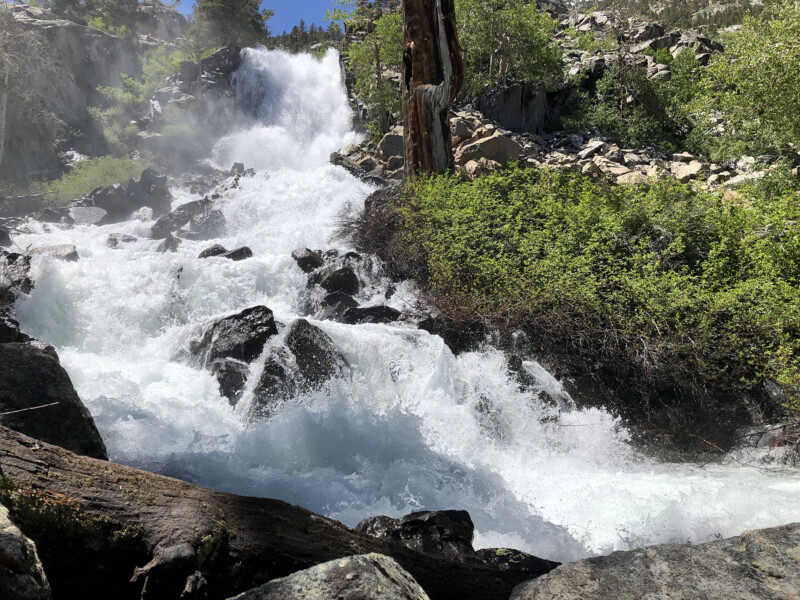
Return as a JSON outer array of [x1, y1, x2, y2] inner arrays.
[[11, 48, 800, 563]]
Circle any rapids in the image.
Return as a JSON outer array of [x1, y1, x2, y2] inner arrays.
[[11, 47, 800, 563]]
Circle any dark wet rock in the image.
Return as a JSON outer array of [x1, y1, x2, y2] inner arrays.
[[0, 503, 52, 600], [231, 162, 245, 175], [510, 522, 800, 600], [250, 349, 297, 419], [322, 292, 358, 309], [342, 305, 400, 325], [285, 319, 350, 389], [189, 209, 226, 240], [316, 301, 353, 323], [222, 247, 253, 261], [319, 267, 359, 295], [156, 233, 182, 253], [355, 511, 476, 563], [476, 548, 559, 577], [0, 314, 31, 344], [125, 169, 172, 218], [0, 227, 11, 248], [198, 244, 228, 258], [0, 343, 107, 459], [230, 553, 431, 600], [30, 208, 71, 225], [210, 358, 250, 406], [1, 252, 32, 311], [291, 248, 324, 273], [30, 244, 79, 262], [106, 233, 137, 249], [418, 316, 486, 355], [151, 198, 212, 239], [191, 306, 279, 367]]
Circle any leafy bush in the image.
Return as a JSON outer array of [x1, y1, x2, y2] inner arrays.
[[46, 156, 143, 204], [355, 166, 800, 440]]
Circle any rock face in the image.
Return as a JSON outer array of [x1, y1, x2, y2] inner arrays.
[[191, 306, 279, 367], [0, 343, 107, 460], [3, 6, 140, 181], [229, 553, 431, 600], [510, 522, 800, 600], [0, 504, 51, 600], [474, 84, 550, 133]]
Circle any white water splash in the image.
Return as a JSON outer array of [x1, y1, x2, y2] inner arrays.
[[12, 47, 800, 564]]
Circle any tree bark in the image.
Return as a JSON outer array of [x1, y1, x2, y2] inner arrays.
[[402, 0, 464, 178], [0, 427, 531, 600]]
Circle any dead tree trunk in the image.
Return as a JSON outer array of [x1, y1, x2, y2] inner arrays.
[[402, 0, 464, 178], [0, 427, 531, 600]]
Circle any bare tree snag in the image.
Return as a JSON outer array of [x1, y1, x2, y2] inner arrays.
[[402, 0, 464, 178], [0, 427, 531, 600]]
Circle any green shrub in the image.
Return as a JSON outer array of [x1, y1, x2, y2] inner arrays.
[[366, 167, 800, 427], [46, 156, 144, 204]]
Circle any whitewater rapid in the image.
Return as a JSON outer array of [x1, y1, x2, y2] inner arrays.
[[11, 48, 800, 563]]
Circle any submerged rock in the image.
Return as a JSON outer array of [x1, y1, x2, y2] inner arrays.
[[0, 503, 51, 600], [191, 306, 279, 367], [210, 358, 250, 406], [222, 246, 253, 261], [106, 233, 137, 249], [29, 244, 79, 262], [151, 198, 212, 239], [250, 349, 298, 418], [189, 209, 226, 240], [198, 244, 228, 258], [156, 233, 181, 253], [0, 343, 107, 459], [229, 553, 430, 600], [510, 522, 800, 600], [342, 305, 400, 325]]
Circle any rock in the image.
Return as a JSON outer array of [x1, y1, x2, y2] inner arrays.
[[671, 160, 704, 183], [671, 151, 695, 163], [29, 244, 79, 262], [30, 209, 73, 225], [156, 233, 182, 253], [0, 252, 32, 311], [724, 170, 766, 187], [0, 503, 51, 600], [285, 319, 350, 389], [250, 349, 297, 418], [322, 292, 358, 309], [228, 553, 431, 600], [377, 128, 404, 161], [151, 198, 212, 239], [455, 132, 524, 165], [593, 157, 630, 176], [474, 83, 550, 133], [67, 206, 107, 226], [343, 305, 401, 325], [124, 169, 172, 218], [198, 244, 228, 258], [210, 358, 249, 406], [475, 548, 559, 577], [105, 233, 137, 249], [222, 247, 253, 261], [191, 306, 279, 367], [0, 227, 11, 248], [231, 162, 245, 175], [291, 248, 324, 273], [616, 172, 647, 185], [510, 522, 800, 600], [319, 267, 360, 295], [356, 511, 476, 563], [0, 343, 107, 459], [576, 140, 605, 160], [189, 209, 226, 240], [0, 314, 30, 344]]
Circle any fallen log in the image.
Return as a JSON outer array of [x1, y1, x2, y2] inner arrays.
[[0, 427, 531, 600]]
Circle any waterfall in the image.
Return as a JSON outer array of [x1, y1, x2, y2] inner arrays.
[[11, 47, 800, 564]]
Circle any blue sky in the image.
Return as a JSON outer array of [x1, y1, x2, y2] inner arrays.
[[175, 0, 336, 35]]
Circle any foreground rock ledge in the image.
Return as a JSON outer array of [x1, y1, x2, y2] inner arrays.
[[0, 427, 529, 600], [511, 522, 800, 600]]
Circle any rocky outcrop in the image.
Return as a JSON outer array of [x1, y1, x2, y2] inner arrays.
[[0, 503, 51, 600], [0, 343, 107, 459], [511, 522, 800, 600], [229, 553, 431, 600], [135, 5, 189, 42], [2, 6, 140, 181]]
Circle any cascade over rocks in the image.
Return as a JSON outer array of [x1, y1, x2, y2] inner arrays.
[[106, 233, 137, 249], [187, 209, 227, 240], [0, 343, 107, 459], [151, 198, 212, 239], [191, 305, 279, 367], [156, 233, 182, 253], [76, 169, 172, 225], [0, 503, 51, 600], [229, 553, 431, 600]]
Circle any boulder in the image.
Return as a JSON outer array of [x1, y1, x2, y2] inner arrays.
[[67, 206, 107, 226], [30, 209, 73, 225], [106, 233, 137, 249], [377, 128, 405, 161], [616, 172, 647, 185], [0, 503, 51, 600], [29, 245, 79, 262], [210, 358, 249, 406], [343, 305, 401, 325], [319, 267, 360, 295], [0, 227, 12, 248], [189, 209, 226, 240], [456, 132, 524, 165], [0, 314, 30, 344], [156, 233, 181, 253], [250, 349, 297, 418], [285, 319, 350, 389], [671, 160, 703, 183], [228, 553, 431, 600], [291, 248, 325, 273], [356, 511, 476, 564], [576, 140, 605, 160], [222, 247, 253, 261], [198, 244, 228, 258], [0, 252, 32, 311], [475, 548, 559, 577], [474, 84, 549, 133], [0, 343, 107, 459], [124, 169, 172, 218], [191, 306, 279, 367], [151, 198, 212, 239], [510, 522, 800, 600], [322, 292, 358, 309]]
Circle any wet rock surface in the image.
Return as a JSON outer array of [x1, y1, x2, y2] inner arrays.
[[191, 305, 279, 367], [285, 319, 350, 389], [0, 503, 51, 600]]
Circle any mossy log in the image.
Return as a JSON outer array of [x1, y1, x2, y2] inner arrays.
[[0, 427, 530, 600]]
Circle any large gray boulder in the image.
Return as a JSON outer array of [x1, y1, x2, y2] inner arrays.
[[510, 522, 800, 600], [0, 343, 107, 459], [0, 503, 51, 600], [227, 553, 431, 600]]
